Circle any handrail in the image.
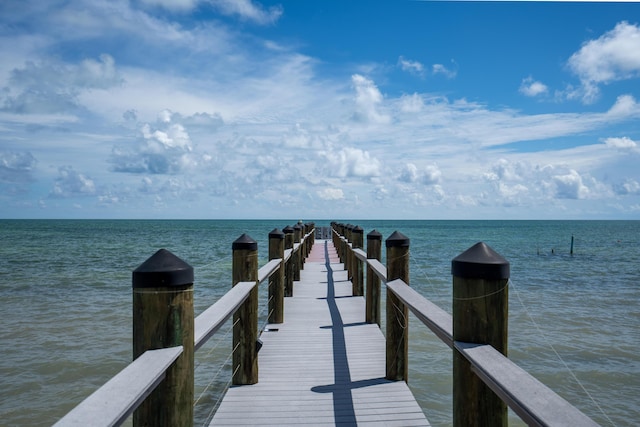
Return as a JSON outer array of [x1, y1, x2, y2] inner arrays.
[[54, 346, 183, 427], [386, 279, 453, 348], [333, 223, 599, 427], [57, 226, 314, 426], [194, 281, 254, 351], [456, 342, 599, 427]]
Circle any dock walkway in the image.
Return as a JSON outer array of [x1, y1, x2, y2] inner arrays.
[[210, 240, 430, 426]]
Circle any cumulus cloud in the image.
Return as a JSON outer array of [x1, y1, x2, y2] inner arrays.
[[553, 169, 589, 199], [50, 166, 96, 198], [2, 54, 123, 114], [398, 56, 425, 76], [614, 179, 640, 195], [399, 163, 441, 185], [0, 150, 36, 183], [351, 74, 390, 124], [317, 187, 344, 200], [604, 136, 638, 151], [567, 21, 640, 103], [210, 0, 283, 24], [519, 76, 548, 97], [324, 147, 381, 178], [110, 110, 197, 174]]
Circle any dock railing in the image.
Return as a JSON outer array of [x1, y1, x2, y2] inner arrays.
[[54, 222, 315, 427], [331, 222, 599, 427], [56, 221, 600, 427]]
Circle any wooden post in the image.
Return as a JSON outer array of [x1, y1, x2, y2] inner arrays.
[[345, 224, 353, 282], [352, 225, 364, 296], [385, 231, 410, 382], [298, 221, 306, 269], [293, 224, 302, 281], [366, 229, 382, 325], [232, 234, 259, 385], [283, 225, 294, 297], [132, 249, 194, 427], [452, 242, 510, 427], [268, 228, 285, 323]]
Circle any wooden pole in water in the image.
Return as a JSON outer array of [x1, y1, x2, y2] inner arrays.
[[452, 242, 510, 427], [268, 228, 285, 323], [570, 234, 574, 255], [386, 231, 410, 382], [366, 229, 382, 326], [132, 249, 194, 427], [283, 225, 294, 297], [232, 234, 259, 385]]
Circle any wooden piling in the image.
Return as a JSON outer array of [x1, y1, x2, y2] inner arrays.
[[232, 234, 259, 385], [132, 249, 194, 427], [452, 242, 510, 427], [386, 231, 410, 382], [366, 229, 383, 326], [293, 224, 302, 281], [283, 225, 294, 297], [352, 225, 364, 296], [268, 228, 285, 324]]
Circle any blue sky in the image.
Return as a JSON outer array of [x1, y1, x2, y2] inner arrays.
[[1, 0, 639, 219]]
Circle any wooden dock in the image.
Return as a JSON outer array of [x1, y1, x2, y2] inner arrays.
[[210, 240, 430, 426]]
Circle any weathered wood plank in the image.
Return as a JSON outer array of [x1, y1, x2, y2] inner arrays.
[[54, 347, 182, 427], [210, 240, 429, 426], [367, 259, 387, 282], [456, 343, 600, 427]]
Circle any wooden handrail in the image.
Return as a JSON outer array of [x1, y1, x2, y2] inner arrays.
[[57, 227, 314, 426], [332, 223, 600, 427], [54, 347, 183, 427], [456, 342, 599, 427]]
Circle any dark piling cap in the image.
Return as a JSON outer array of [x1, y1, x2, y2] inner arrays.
[[232, 233, 258, 251], [367, 229, 383, 240], [269, 228, 285, 239], [133, 249, 193, 289], [293, 224, 302, 230], [386, 231, 410, 248], [451, 242, 510, 280], [352, 225, 363, 234], [283, 225, 294, 234]]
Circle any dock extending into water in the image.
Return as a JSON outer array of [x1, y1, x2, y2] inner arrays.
[[210, 240, 429, 426], [55, 222, 600, 427]]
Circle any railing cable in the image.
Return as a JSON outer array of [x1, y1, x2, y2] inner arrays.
[[510, 278, 616, 426]]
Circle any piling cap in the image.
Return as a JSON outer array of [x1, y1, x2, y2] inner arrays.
[[132, 249, 193, 289], [269, 228, 285, 239], [451, 242, 510, 280], [283, 225, 294, 234], [352, 225, 363, 234], [232, 233, 258, 251], [367, 229, 383, 240], [293, 224, 302, 230], [386, 231, 410, 248]]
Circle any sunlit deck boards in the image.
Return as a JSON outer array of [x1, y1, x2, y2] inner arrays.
[[210, 240, 430, 426]]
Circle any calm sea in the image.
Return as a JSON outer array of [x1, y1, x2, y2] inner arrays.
[[0, 220, 638, 426]]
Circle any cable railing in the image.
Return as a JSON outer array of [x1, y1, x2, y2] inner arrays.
[[54, 223, 315, 427]]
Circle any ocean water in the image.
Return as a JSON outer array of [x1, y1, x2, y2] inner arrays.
[[0, 220, 638, 426]]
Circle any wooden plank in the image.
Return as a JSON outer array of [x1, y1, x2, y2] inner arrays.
[[210, 240, 430, 426], [387, 279, 453, 348], [258, 258, 281, 284], [455, 343, 599, 427], [367, 259, 387, 282], [194, 281, 254, 351], [54, 347, 182, 427]]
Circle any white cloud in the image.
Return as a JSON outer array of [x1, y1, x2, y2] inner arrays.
[[398, 56, 424, 76], [210, 0, 283, 25], [351, 74, 390, 124], [399, 163, 419, 183], [317, 188, 344, 200], [568, 21, 640, 103], [553, 169, 589, 199], [324, 147, 381, 178], [51, 166, 96, 198], [432, 62, 457, 79], [604, 136, 638, 151], [519, 76, 548, 97]]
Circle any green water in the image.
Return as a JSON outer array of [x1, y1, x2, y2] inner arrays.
[[0, 220, 638, 426]]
